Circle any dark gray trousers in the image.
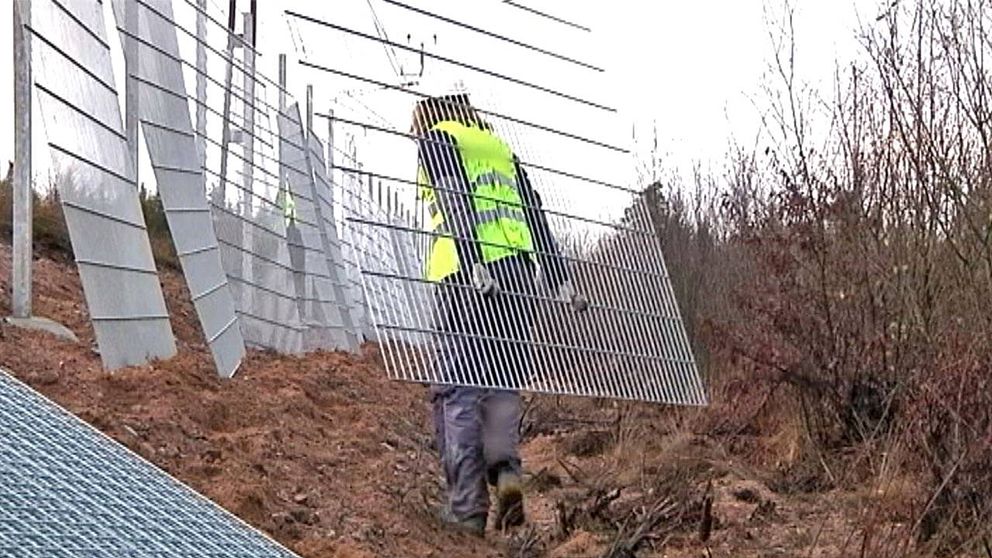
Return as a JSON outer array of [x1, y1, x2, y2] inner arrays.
[[431, 385, 522, 519], [430, 256, 535, 520]]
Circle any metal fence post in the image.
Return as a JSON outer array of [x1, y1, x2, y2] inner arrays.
[[305, 85, 313, 138], [327, 106, 340, 262], [216, 0, 237, 205], [124, 0, 139, 191], [195, 0, 207, 164], [278, 53, 287, 111], [241, 11, 255, 287], [11, 0, 32, 319]]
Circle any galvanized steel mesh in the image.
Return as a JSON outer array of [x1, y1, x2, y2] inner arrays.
[[0, 368, 301, 557]]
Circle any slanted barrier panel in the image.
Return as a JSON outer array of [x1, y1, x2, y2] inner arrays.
[[111, 0, 246, 377], [308, 133, 361, 351], [277, 103, 354, 351], [19, 0, 177, 369]]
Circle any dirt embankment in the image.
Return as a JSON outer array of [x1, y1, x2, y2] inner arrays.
[[0, 243, 911, 557]]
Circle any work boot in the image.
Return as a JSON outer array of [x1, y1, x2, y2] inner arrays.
[[494, 468, 525, 529], [439, 506, 486, 537]]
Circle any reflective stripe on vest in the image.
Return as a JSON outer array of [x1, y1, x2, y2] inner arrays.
[[474, 170, 517, 190], [433, 206, 528, 235], [417, 121, 535, 282]]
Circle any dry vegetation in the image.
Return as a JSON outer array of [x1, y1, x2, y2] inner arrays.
[[620, 0, 992, 554]]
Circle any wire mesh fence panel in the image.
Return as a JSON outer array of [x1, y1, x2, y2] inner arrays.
[[338, 170, 433, 375], [290, 2, 707, 405], [0, 369, 302, 557], [17, 0, 177, 370], [277, 102, 353, 351], [110, 0, 246, 377], [308, 133, 361, 351]]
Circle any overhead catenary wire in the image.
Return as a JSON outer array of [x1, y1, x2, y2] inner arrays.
[[380, 0, 603, 72], [318, 113, 637, 194], [298, 60, 628, 154], [285, 9, 616, 113], [501, 0, 591, 33], [365, 0, 403, 77]]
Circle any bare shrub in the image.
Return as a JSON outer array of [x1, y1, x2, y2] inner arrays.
[[612, 0, 992, 552]]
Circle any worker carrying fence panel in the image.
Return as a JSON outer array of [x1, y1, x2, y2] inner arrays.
[[411, 86, 589, 536]]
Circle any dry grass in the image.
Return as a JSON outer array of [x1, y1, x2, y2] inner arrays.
[[1, 175, 177, 268]]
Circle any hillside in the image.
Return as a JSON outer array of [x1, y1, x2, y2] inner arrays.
[[0, 239, 918, 558]]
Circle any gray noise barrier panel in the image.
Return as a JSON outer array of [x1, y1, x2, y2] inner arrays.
[[336, 169, 371, 342], [0, 368, 301, 557], [307, 133, 360, 351], [19, 0, 177, 370], [111, 0, 247, 377], [193, 26, 304, 355], [277, 104, 352, 352]]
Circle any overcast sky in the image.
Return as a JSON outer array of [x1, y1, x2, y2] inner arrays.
[[1, 0, 882, 224]]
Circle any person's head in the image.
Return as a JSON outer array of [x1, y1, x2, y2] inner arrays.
[[409, 93, 483, 136]]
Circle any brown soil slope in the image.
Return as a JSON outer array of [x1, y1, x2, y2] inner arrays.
[[0, 243, 908, 557]]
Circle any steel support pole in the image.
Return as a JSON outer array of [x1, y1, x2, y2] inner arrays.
[[241, 11, 255, 286], [217, 0, 237, 205], [195, 0, 207, 165], [278, 54, 287, 112], [305, 85, 313, 138], [326, 106, 335, 213], [124, 0, 139, 192], [11, 0, 31, 319]]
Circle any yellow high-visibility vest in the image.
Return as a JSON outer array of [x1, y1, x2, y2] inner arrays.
[[417, 120, 535, 282]]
